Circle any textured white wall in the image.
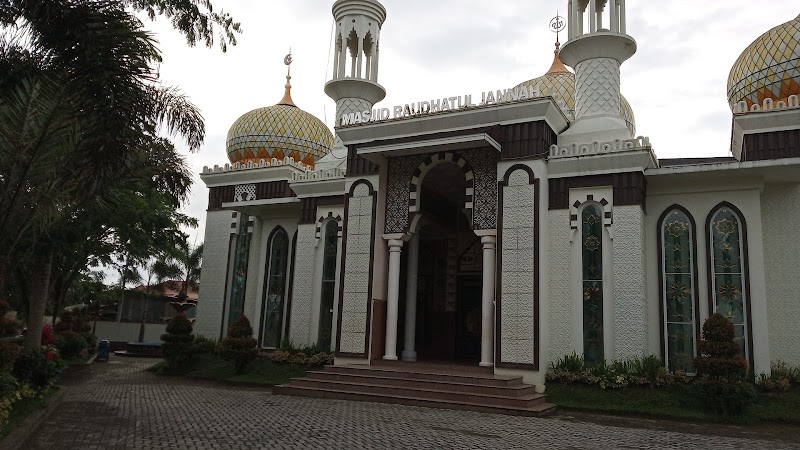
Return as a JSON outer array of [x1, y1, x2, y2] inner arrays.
[[194, 210, 233, 340], [288, 224, 318, 346], [499, 169, 536, 364], [547, 209, 573, 363], [612, 205, 648, 359], [762, 184, 800, 366], [243, 218, 264, 324], [339, 183, 375, 354]]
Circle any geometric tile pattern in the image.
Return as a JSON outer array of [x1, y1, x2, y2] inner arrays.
[[761, 184, 800, 365], [226, 104, 335, 169], [384, 148, 498, 234], [574, 58, 622, 119], [289, 224, 318, 346], [547, 210, 574, 364], [499, 168, 536, 365], [514, 62, 635, 136], [194, 211, 237, 340], [612, 205, 648, 360], [339, 181, 376, 355], [728, 14, 800, 110]]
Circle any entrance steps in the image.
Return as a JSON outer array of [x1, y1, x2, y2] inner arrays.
[[273, 361, 556, 416]]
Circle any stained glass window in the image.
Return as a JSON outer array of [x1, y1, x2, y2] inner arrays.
[[582, 205, 604, 365], [227, 213, 251, 331], [262, 229, 289, 349], [660, 209, 697, 372], [318, 221, 339, 349], [709, 206, 749, 361]]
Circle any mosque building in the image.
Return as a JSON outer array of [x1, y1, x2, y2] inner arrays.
[[195, 0, 800, 397]]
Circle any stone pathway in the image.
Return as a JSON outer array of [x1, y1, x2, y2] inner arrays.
[[22, 358, 800, 449]]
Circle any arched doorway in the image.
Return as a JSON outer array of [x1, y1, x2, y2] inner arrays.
[[401, 162, 482, 362]]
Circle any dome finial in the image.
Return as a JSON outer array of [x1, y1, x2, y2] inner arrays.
[[546, 12, 569, 75], [278, 50, 296, 107]]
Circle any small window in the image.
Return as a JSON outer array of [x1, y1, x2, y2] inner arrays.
[[261, 228, 289, 349], [582, 204, 604, 365], [660, 208, 697, 372], [708, 205, 750, 362]]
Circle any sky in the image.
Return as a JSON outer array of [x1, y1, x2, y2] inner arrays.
[[141, 0, 799, 247]]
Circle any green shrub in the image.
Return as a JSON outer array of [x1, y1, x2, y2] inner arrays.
[[161, 314, 194, 369], [54, 309, 96, 351], [192, 335, 216, 354], [215, 315, 257, 374], [54, 331, 88, 360], [693, 314, 754, 415], [0, 301, 19, 338], [12, 346, 61, 390], [551, 352, 585, 373], [548, 354, 678, 389], [0, 342, 20, 372]]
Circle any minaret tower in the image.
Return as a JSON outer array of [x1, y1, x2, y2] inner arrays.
[[325, 0, 387, 130], [558, 0, 636, 144]]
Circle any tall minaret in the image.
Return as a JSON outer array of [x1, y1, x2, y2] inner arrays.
[[325, 0, 387, 132], [558, 0, 636, 145]]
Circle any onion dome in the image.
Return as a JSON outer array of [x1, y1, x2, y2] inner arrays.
[[226, 56, 334, 168], [513, 42, 636, 136], [727, 14, 800, 111]]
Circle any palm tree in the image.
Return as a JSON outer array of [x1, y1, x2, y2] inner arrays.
[[0, 0, 233, 346], [138, 257, 181, 342], [175, 239, 204, 303]]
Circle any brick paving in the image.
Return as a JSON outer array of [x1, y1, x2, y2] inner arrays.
[[23, 358, 800, 449]]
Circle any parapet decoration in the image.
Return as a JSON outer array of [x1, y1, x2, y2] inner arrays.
[[202, 156, 306, 175], [291, 167, 347, 183], [733, 95, 800, 114], [548, 136, 651, 159]]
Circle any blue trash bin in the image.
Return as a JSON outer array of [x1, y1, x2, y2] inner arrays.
[[97, 340, 110, 362]]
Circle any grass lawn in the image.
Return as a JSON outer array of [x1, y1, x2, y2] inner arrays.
[[149, 353, 314, 386], [0, 387, 59, 440], [546, 383, 800, 424]]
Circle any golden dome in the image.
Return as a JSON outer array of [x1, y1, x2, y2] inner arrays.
[[226, 69, 334, 168], [727, 14, 800, 111], [513, 43, 636, 136]]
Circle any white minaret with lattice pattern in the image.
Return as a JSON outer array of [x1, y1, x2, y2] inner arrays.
[[325, 0, 387, 131], [558, 0, 636, 145]]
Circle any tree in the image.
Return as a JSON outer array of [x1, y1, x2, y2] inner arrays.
[[174, 239, 203, 302], [0, 0, 240, 346]]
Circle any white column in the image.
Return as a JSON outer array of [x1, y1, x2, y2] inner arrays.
[[619, 0, 626, 34], [384, 239, 404, 360], [401, 234, 420, 361], [338, 37, 347, 78], [610, 0, 619, 32], [479, 235, 497, 367], [371, 45, 380, 82], [589, 0, 597, 33]]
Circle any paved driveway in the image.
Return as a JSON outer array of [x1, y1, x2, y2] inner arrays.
[[23, 358, 800, 449]]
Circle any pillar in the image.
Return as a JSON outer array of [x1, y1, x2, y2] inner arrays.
[[479, 235, 497, 367], [384, 239, 404, 360], [401, 234, 420, 361]]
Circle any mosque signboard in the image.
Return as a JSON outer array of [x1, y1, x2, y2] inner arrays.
[[340, 82, 542, 126]]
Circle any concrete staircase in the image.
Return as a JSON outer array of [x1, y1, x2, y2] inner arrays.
[[273, 361, 556, 416]]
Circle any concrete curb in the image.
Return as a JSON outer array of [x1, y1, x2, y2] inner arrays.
[[0, 387, 66, 450]]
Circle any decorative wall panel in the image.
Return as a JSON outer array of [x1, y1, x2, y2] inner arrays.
[[194, 211, 236, 339], [498, 166, 537, 366], [762, 185, 800, 366], [337, 181, 376, 356], [548, 210, 573, 363], [288, 224, 317, 346], [612, 205, 648, 359]]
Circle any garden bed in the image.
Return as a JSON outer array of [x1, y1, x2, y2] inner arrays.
[[149, 353, 315, 386], [547, 382, 800, 424]]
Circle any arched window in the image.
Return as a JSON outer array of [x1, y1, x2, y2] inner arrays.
[[227, 213, 251, 330], [708, 205, 750, 362], [318, 220, 339, 349], [582, 204, 604, 364], [261, 228, 289, 349], [659, 208, 698, 372]]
